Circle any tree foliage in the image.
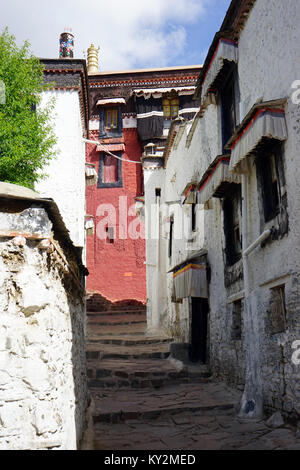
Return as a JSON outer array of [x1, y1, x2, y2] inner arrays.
[[0, 28, 56, 189]]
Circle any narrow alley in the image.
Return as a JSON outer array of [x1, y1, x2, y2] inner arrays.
[[85, 295, 300, 451]]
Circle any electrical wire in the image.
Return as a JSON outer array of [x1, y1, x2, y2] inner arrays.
[[84, 138, 142, 165]]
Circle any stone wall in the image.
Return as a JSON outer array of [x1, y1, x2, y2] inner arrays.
[[0, 194, 88, 449], [143, 0, 300, 417]]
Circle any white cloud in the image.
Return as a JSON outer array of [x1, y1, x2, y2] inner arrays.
[[0, 0, 206, 70]]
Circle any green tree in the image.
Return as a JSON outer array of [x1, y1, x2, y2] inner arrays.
[[0, 28, 56, 189]]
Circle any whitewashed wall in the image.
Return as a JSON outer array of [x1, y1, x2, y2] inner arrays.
[[143, 0, 300, 416], [36, 91, 86, 251], [0, 205, 88, 450]]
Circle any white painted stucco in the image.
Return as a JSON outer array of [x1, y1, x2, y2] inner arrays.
[[36, 90, 86, 251], [143, 0, 300, 417]]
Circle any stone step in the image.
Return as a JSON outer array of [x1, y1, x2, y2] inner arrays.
[[87, 359, 211, 389], [86, 342, 171, 361], [91, 382, 239, 424], [87, 309, 146, 317], [87, 315, 147, 326], [87, 304, 146, 312], [86, 335, 173, 346], [86, 324, 147, 337]]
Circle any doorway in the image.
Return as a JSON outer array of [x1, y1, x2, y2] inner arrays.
[[189, 297, 209, 363]]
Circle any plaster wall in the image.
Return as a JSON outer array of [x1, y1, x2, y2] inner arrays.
[[144, 0, 300, 414], [233, 0, 300, 416], [36, 90, 86, 251], [85, 128, 146, 303], [0, 208, 88, 450]]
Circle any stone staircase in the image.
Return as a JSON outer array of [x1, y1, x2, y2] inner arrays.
[[85, 294, 240, 449], [83, 295, 300, 451]]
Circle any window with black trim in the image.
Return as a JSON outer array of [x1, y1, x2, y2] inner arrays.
[[163, 96, 179, 119], [219, 64, 240, 153], [223, 184, 242, 266], [99, 106, 122, 138], [105, 109, 118, 130], [256, 141, 285, 223], [97, 152, 123, 188]]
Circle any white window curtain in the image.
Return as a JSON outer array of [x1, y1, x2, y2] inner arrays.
[[173, 262, 208, 300]]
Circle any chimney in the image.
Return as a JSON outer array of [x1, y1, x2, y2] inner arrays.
[[59, 28, 74, 58], [87, 44, 99, 73]]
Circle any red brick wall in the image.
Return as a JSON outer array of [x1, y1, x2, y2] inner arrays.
[[86, 128, 146, 303]]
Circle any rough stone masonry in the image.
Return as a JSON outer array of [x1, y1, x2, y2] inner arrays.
[[0, 183, 89, 450]]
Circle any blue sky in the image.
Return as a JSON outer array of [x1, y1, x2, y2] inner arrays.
[[1, 0, 231, 70]]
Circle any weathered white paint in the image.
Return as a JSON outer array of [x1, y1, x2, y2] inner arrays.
[[143, 0, 300, 416], [36, 90, 86, 251], [0, 206, 88, 450]]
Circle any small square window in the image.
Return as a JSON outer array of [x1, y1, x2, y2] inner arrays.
[[105, 108, 118, 130], [163, 97, 179, 119], [99, 106, 122, 138]]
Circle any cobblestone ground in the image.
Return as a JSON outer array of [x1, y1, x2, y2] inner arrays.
[[84, 295, 300, 451]]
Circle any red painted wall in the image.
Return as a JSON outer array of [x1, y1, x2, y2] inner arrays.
[[86, 128, 146, 303]]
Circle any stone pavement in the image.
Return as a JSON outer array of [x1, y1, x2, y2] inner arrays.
[[84, 294, 300, 451]]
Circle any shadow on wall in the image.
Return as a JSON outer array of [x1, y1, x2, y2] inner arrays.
[[63, 276, 90, 449]]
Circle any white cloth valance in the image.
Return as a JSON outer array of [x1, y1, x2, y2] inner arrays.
[[172, 261, 208, 301], [133, 87, 195, 100], [229, 108, 288, 174], [201, 39, 238, 105], [96, 98, 126, 106], [85, 165, 98, 186], [198, 158, 240, 204]]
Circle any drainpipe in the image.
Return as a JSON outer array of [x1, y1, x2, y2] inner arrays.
[[243, 229, 272, 257], [239, 174, 269, 419]]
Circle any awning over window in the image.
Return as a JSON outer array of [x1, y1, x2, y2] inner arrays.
[[228, 100, 288, 174], [198, 156, 240, 204], [171, 259, 208, 301], [181, 183, 197, 204], [133, 87, 195, 100], [96, 98, 126, 106], [201, 38, 238, 105], [85, 164, 98, 186], [96, 143, 125, 152]]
